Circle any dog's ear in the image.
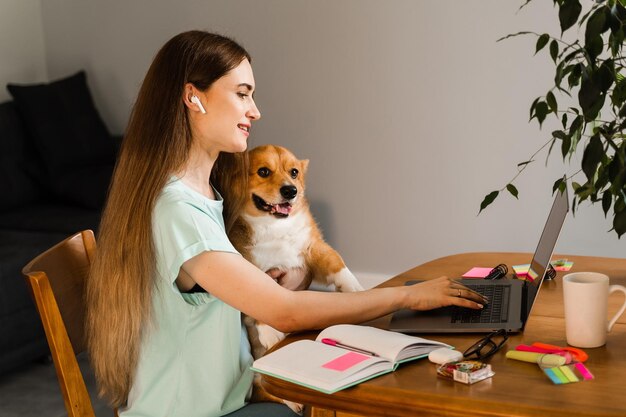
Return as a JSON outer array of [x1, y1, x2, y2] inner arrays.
[[300, 159, 309, 175]]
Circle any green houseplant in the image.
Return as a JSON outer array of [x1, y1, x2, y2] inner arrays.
[[480, 0, 626, 237]]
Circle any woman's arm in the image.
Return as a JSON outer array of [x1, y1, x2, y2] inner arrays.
[[181, 251, 486, 333]]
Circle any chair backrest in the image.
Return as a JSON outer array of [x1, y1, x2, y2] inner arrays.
[[22, 230, 97, 417]]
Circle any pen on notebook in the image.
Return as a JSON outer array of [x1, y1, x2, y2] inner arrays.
[[321, 338, 378, 357]]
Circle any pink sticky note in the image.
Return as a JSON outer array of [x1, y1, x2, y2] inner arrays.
[[462, 267, 493, 278], [322, 352, 369, 371], [574, 362, 594, 380]]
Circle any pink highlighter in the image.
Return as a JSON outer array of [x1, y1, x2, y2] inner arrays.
[[515, 342, 588, 363], [321, 338, 378, 357], [515, 345, 573, 363]]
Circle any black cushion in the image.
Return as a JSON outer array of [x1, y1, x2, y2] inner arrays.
[[7, 71, 116, 208], [0, 102, 42, 211], [51, 164, 113, 209]]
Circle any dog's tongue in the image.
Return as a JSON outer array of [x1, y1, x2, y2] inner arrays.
[[274, 203, 292, 215]]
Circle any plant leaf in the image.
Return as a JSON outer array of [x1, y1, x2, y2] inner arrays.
[[585, 6, 609, 46], [611, 2, 626, 23], [609, 167, 626, 195], [561, 135, 572, 158], [609, 28, 624, 55], [582, 134, 604, 181], [567, 63, 583, 88], [613, 207, 626, 238], [595, 159, 610, 190], [616, 194, 626, 213], [506, 184, 519, 199], [553, 177, 564, 193], [568, 114, 583, 135], [602, 190, 612, 217], [569, 130, 582, 163], [550, 39, 559, 63], [557, 63, 577, 88], [529, 97, 540, 121], [546, 91, 558, 113], [535, 33, 550, 54], [517, 160, 534, 167], [575, 183, 593, 201], [552, 130, 568, 140], [597, 59, 615, 94], [585, 35, 604, 61], [535, 101, 549, 126], [614, 78, 626, 109], [579, 3, 601, 28], [559, 0, 583, 33], [579, 73, 603, 121], [479, 191, 500, 214]]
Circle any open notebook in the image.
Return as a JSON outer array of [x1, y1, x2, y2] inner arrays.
[[251, 324, 450, 394]]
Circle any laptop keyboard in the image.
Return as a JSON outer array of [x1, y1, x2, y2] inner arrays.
[[451, 284, 510, 324]]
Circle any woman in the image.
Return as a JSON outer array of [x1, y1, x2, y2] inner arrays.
[[86, 30, 486, 417]]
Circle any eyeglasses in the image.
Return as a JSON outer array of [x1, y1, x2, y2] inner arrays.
[[463, 329, 508, 360]]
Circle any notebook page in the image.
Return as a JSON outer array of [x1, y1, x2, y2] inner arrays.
[[316, 324, 448, 362]]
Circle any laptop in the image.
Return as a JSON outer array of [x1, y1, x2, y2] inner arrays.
[[389, 186, 569, 333]]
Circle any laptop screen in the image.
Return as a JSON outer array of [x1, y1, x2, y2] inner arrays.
[[524, 186, 569, 320]]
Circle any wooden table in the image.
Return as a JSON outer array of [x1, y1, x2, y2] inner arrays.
[[261, 253, 626, 417]]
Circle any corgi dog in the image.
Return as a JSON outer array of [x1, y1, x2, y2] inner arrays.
[[228, 144, 363, 410]]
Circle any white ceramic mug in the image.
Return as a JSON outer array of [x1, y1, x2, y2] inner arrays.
[[563, 272, 626, 348]]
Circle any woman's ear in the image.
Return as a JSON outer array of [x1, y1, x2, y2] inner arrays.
[[190, 96, 207, 114], [183, 83, 206, 114]]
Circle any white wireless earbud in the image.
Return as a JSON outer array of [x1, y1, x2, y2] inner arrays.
[[190, 95, 206, 114]]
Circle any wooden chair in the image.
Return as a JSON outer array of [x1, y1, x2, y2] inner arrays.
[[22, 230, 115, 417]]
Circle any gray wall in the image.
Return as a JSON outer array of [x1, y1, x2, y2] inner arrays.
[[0, 0, 47, 101], [4, 1, 624, 278]]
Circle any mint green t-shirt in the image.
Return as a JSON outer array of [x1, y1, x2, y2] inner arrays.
[[120, 178, 254, 417]]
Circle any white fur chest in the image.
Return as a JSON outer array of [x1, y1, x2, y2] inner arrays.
[[242, 212, 312, 272]]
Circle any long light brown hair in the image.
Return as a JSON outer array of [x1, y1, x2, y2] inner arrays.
[[86, 31, 250, 407]]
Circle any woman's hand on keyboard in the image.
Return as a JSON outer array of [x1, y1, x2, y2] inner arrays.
[[404, 276, 488, 311]]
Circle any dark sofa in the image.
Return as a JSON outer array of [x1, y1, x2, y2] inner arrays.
[[0, 71, 117, 375]]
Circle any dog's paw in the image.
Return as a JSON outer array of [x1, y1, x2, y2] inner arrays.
[[330, 267, 364, 292], [257, 323, 286, 350], [284, 400, 304, 415]]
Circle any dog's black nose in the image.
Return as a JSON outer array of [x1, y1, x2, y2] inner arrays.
[[280, 185, 297, 199]]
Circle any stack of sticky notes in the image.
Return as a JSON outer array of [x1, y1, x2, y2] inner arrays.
[[512, 264, 532, 280], [543, 363, 594, 384], [551, 259, 574, 271], [512, 259, 573, 280]]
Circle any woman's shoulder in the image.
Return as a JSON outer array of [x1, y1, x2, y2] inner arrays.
[[155, 180, 224, 224], [155, 181, 190, 212], [157, 179, 187, 203]]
